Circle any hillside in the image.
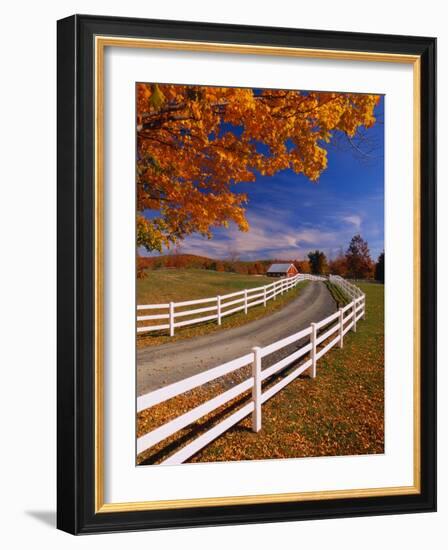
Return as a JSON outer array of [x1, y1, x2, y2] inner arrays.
[[137, 267, 273, 305], [137, 253, 309, 278]]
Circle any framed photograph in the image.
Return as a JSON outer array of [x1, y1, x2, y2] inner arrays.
[[57, 14, 436, 534]]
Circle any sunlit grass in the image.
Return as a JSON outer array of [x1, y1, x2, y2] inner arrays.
[[137, 269, 308, 348], [137, 282, 384, 463], [137, 268, 273, 304]]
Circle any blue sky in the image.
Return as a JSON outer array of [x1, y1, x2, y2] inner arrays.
[[147, 95, 384, 263]]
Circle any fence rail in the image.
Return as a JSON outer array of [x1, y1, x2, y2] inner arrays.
[[329, 274, 364, 299], [137, 278, 366, 464], [137, 273, 326, 336]]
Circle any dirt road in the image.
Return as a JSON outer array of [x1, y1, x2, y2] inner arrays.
[[137, 281, 336, 396]]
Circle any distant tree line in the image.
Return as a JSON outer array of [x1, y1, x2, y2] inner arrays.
[[137, 252, 273, 278], [137, 234, 385, 282], [306, 235, 384, 282], [375, 252, 385, 283]]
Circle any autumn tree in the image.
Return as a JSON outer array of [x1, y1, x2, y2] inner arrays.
[[234, 263, 248, 275], [164, 253, 176, 268], [152, 257, 163, 270], [375, 251, 385, 283], [254, 262, 265, 275], [345, 234, 373, 279], [329, 247, 347, 276], [308, 250, 329, 275], [137, 84, 380, 253], [171, 250, 187, 269], [136, 255, 150, 279], [295, 259, 311, 274]]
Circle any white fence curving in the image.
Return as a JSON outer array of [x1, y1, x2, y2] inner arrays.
[[329, 274, 364, 300], [137, 278, 366, 464], [137, 273, 326, 336]]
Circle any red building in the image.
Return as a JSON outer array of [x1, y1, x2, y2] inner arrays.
[[266, 263, 299, 278]]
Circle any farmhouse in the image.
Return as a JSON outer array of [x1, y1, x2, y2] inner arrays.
[[266, 263, 299, 278]]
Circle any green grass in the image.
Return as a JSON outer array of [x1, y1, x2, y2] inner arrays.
[[137, 268, 309, 347], [137, 268, 274, 305], [137, 281, 384, 463], [325, 281, 350, 308]]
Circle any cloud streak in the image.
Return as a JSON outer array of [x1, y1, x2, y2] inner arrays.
[[341, 215, 362, 231], [178, 210, 359, 261]]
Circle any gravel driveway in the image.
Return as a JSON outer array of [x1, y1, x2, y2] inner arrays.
[[137, 281, 336, 396]]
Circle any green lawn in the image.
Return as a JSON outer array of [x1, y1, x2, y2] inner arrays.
[[137, 268, 273, 304], [325, 281, 350, 308], [137, 269, 307, 347], [137, 281, 384, 463]]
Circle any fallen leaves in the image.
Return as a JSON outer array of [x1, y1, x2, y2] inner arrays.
[[137, 282, 384, 465]]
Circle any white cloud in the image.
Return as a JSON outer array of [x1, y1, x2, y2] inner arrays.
[[342, 215, 362, 231], [179, 212, 339, 260]]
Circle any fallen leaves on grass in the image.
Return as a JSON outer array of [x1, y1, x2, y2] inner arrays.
[[137, 282, 384, 464]]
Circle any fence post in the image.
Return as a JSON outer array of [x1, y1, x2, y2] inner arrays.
[[362, 295, 366, 320], [244, 289, 248, 314], [251, 347, 262, 432], [339, 307, 344, 348], [352, 300, 357, 332], [281, 278, 284, 295], [273, 281, 277, 300], [169, 302, 175, 337], [217, 295, 222, 326], [310, 322, 317, 378], [263, 286, 267, 307]]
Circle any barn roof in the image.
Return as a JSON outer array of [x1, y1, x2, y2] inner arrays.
[[267, 263, 295, 273]]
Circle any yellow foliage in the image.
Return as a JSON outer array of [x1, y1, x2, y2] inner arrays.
[[136, 84, 380, 251]]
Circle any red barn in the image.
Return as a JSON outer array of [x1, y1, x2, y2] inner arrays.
[[266, 263, 299, 278]]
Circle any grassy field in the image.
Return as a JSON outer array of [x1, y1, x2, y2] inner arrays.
[[138, 268, 273, 304], [137, 269, 308, 347], [137, 281, 384, 464], [325, 281, 350, 308]]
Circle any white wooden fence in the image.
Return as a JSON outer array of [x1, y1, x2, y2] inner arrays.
[[137, 273, 326, 336], [137, 278, 366, 464], [329, 274, 364, 300]]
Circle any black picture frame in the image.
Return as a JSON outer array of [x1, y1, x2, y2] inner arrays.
[[57, 14, 436, 535]]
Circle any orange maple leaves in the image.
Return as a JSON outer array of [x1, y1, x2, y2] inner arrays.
[[136, 84, 379, 252]]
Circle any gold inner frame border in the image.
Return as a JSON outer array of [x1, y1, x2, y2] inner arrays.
[[94, 36, 421, 513]]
